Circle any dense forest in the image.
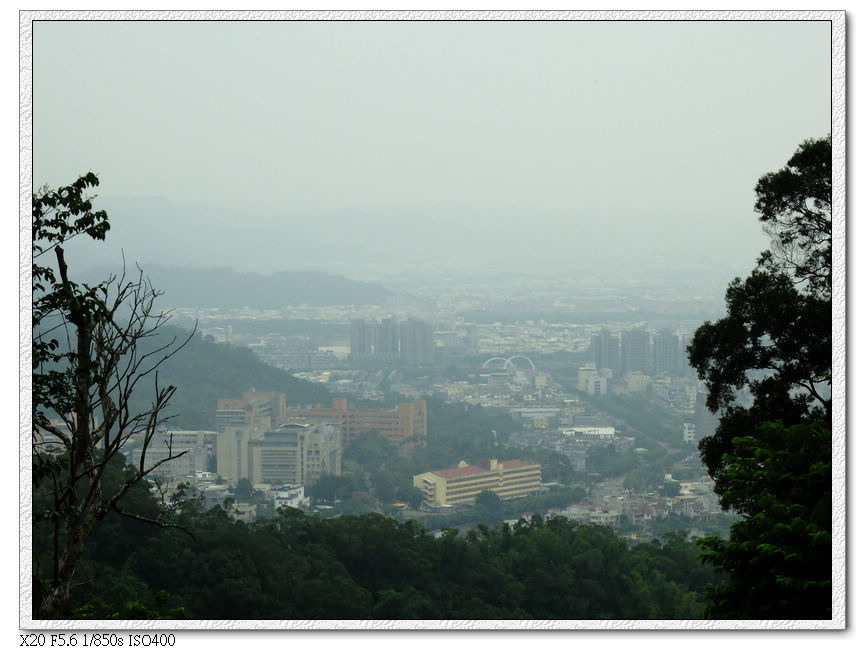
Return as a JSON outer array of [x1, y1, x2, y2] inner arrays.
[[33, 462, 720, 620]]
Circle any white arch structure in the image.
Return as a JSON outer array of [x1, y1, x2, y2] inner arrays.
[[481, 355, 536, 372]]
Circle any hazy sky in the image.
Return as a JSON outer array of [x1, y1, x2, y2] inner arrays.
[[31, 17, 832, 279]]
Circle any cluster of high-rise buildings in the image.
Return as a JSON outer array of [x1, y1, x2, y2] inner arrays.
[[213, 392, 427, 487], [589, 327, 688, 377], [350, 317, 434, 366], [134, 391, 428, 491]]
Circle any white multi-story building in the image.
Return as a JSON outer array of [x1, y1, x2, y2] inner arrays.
[[273, 484, 309, 510], [577, 363, 608, 395], [559, 427, 616, 440], [217, 422, 341, 487], [683, 422, 696, 443], [129, 429, 216, 488]]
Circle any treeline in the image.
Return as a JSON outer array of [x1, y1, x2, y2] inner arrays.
[[410, 487, 589, 530], [36, 471, 720, 620]]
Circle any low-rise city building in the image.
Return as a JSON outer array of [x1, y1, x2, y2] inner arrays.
[[413, 459, 542, 508], [559, 426, 616, 440], [273, 484, 308, 510]]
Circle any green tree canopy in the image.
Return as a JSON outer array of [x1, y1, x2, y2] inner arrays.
[[474, 490, 503, 522], [687, 137, 832, 619], [754, 136, 831, 297], [343, 430, 399, 471], [698, 421, 831, 618], [309, 473, 364, 505], [659, 482, 682, 498], [234, 478, 254, 502], [688, 136, 831, 502]]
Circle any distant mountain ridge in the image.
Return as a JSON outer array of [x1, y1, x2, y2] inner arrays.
[[55, 194, 760, 282], [80, 265, 392, 309]]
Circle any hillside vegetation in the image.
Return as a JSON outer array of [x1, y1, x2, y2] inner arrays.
[[82, 266, 392, 309]]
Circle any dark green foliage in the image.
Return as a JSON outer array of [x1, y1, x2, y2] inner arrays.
[[474, 490, 503, 522], [403, 486, 425, 510], [697, 421, 831, 619], [73, 588, 186, 620], [419, 398, 518, 468], [234, 478, 254, 502], [687, 137, 832, 619], [45, 483, 716, 620], [33, 453, 177, 620], [622, 465, 664, 493], [508, 446, 577, 484], [660, 482, 682, 498], [588, 443, 640, 479], [343, 430, 399, 470], [581, 393, 690, 448], [308, 473, 365, 505], [32, 174, 109, 430], [33, 456, 716, 620], [688, 270, 830, 489], [753, 136, 831, 297], [688, 136, 831, 495]]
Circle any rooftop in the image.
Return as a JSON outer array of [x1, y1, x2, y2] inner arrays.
[[432, 459, 529, 479]]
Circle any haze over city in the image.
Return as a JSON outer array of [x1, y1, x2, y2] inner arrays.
[[33, 19, 829, 286], [26, 12, 841, 630]]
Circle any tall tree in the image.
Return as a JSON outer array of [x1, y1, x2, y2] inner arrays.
[[687, 137, 832, 618], [32, 174, 191, 618], [754, 135, 831, 298], [474, 490, 503, 522], [697, 421, 831, 618]]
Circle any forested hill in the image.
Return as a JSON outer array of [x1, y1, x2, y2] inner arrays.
[[131, 326, 332, 430], [52, 505, 717, 620], [81, 266, 392, 309]]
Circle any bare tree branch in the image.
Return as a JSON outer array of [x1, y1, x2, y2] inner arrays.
[[111, 504, 196, 540], [33, 176, 194, 618]]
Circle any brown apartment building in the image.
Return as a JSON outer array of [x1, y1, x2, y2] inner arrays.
[[215, 391, 286, 431], [285, 397, 427, 448]]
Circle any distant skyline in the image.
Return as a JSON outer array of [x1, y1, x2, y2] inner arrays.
[[31, 15, 833, 283]]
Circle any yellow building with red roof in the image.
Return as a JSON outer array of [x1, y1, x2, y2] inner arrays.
[[413, 459, 542, 509]]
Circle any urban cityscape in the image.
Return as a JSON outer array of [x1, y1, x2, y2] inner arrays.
[[28, 14, 837, 627], [123, 272, 729, 540]]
